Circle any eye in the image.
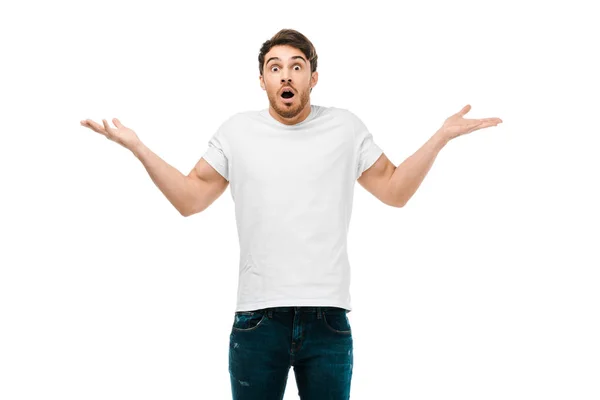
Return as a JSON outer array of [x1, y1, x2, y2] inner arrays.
[[270, 64, 302, 72]]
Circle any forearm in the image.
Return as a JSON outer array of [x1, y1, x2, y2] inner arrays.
[[388, 130, 450, 207], [131, 143, 198, 216]]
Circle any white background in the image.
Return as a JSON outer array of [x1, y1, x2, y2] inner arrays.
[[1, 0, 598, 399]]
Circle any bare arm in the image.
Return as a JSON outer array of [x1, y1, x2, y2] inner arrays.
[[387, 105, 502, 206], [386, 132, 448, 207], [358, 105, 502, 207], [80, 118, 228, 217], [357, 134, 445, 208], [183, 155, 229, 216], [132, 143, 228, 216]]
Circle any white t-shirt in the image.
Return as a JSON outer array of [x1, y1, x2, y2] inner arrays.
[[201, 104, 383, 312]]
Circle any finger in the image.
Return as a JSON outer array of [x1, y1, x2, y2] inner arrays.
[[113, 118, 124, 128], [460, 121, 483, 134], [478, 120, 502, 128], [474, 121, 499, 130], [479, 117, 503, 124], [469, 121, 484, 131], [102, 119, 113, 138], [484, 121, 502, 128], [457, 104, 471, 117], [83, 119, 106, 134]]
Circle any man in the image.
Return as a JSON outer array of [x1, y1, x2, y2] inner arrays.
[[80, 28, 502, 400]]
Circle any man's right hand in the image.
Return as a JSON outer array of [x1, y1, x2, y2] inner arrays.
[[80, 117, 142, 153], [79, 116, 229, 216]]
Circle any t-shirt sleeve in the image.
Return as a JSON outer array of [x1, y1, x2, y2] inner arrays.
[[201, 123, 230, 181], [352, 112, 384, 180]]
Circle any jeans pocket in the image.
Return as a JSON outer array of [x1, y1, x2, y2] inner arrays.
[[323, 311, 352, 334], [232, 311, 266, 332]]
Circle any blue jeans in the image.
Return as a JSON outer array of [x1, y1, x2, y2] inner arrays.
[[229, 306, 353, 399]]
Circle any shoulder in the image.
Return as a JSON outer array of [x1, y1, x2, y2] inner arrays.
[[316, 106, 359, 133], [323, 106, 355, 120], [325, 107, 368, 142], [220, 109, 269, 130], [220, 111, 246, 129], [212, 111, 250, 140], [326, 106, 363, 128]]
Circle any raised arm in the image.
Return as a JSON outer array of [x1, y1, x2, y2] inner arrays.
[[358, 104, 502, 207], [80, 117, 229, 217]]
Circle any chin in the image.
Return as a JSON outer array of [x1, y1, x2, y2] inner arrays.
[[270, 96, 306, 118]]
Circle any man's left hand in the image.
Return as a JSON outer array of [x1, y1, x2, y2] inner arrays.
[[437, 104, 502, 141]]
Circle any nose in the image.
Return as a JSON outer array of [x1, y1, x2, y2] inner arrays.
[[280, 71, 291, 83]]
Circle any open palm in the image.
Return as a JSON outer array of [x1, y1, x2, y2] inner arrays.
[[440, 104, 502, 140], [80, 118, 141, 151]]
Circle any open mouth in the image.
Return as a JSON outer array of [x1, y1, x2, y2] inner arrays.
[[281, 88, 295, 100]]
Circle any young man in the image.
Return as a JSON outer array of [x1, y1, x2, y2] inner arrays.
[[80, 28, 502, 400]]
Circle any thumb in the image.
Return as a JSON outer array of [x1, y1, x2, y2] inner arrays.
[[112, 118, 124, 128], [458, 104, 471, 117]]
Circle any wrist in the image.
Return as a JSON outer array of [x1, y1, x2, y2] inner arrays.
[[432, 129, 451, 149], [130, 141, 147, 159]]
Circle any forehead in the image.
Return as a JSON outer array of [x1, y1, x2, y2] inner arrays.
[[264, 45, 306, 64]]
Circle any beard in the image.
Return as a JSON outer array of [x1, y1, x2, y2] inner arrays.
[[267, 87, 310, 119]]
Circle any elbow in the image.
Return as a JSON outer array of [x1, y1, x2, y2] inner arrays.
[[385, 198, 405, 208], [179, 204, 195, 217], [386, 190, 406, 208], [180, 203, 207, 217], [397, 196, 410, 208], [386, 180, 405, 208], [180, 207, 199, 217], [392, 196, 407, 208]]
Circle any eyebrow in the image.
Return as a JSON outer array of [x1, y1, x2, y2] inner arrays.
[[265, 56, 307, 66]]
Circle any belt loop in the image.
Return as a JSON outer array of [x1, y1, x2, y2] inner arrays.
[[317, 307, 322, 319], [268, 308, 272, 319]]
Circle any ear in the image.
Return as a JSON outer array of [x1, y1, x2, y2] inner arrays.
[[310, 71, 318, 89], [259, 75, 265, 90]]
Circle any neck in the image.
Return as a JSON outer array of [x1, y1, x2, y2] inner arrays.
[[268, 102, 312, 126]]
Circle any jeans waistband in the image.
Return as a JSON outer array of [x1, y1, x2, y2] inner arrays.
[[259, 306, 348, 317]]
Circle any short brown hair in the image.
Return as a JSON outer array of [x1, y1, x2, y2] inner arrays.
[[258, 29, 318, 79]]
